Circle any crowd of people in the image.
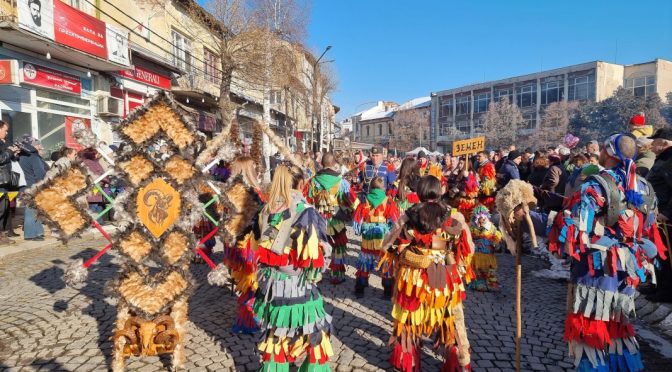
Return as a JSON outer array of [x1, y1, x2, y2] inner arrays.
[[2, 112, 672, 371]]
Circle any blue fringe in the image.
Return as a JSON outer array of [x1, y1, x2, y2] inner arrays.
[[625, 190, 644, 208]]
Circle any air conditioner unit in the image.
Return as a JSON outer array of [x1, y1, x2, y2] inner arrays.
[[97, 96, 124, 117]]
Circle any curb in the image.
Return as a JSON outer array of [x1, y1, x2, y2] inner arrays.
[[0, 226, 118, 260]]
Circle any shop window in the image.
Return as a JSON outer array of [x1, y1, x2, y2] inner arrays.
[[625, 75, 656, 97]]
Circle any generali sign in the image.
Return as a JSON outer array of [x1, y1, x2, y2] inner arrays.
[[119, 65, 171, 90]]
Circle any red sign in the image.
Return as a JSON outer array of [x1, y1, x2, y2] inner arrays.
[[54, 1, 107, 59], [0, 60, 18, 85], [22, 62, 81, 94], [65, 117, 91, 151], [119, 66, 171, 90]]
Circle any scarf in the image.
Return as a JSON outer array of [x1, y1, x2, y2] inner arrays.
[[314, 169, 342, 191], [366, 188, 387, 209]]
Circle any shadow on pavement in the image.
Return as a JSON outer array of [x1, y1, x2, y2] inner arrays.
[[30, 358, 67, 371]]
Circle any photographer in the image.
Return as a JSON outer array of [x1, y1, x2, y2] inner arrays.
[[18, 135, 48, 241], [0, 120, 20, 245]]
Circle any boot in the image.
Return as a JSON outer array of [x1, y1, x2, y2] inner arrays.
[[354, 277, 366, 298], [0, 232, 16, 245], [382, 278, 394, 300]]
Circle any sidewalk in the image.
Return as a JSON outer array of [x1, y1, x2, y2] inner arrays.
[[1, 206, 118, 260]]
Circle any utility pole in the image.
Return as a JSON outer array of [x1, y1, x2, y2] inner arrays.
[[311, 45, 332, 153]]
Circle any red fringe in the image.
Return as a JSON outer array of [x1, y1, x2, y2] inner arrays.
[[564, 313, 611, 349], [258, 248, 289, 267]]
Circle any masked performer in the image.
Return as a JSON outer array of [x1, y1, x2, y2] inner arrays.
[[476, 151, 497, 211], [468, 205, 502, 292]]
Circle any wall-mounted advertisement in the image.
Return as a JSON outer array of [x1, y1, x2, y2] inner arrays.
[[17, 0, 55, 40], [64, 116, 91, 151], [54, 0, 107, 59], [22, 62, 82, 94], [106, 25, 130, 66]]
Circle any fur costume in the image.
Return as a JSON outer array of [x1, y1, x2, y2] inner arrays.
[[306, 167, 358, 284], [249, 190, 334, 371], [353, 188, 400, 289], [384, 205, 474, 372], [468, 205, 502, 292], [23, 92, 249, 371]]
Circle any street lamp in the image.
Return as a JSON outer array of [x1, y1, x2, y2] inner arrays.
[[311, 45, 332, 152]]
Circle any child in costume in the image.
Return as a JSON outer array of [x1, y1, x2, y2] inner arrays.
[[223, 156, 266, 334], [306, 153, 358, 284], [391, 157, 420, 214], [468, 205, 502, 292], [453, 164, 480, 220], [475, 151, 497, 210], [249, 162, 333, 371], [382, 176, 474, 372], [353, 176, 400, 298]]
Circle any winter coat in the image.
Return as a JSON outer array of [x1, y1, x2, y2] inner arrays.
[[18, 144, 47, 187], [0, 140, 15, 191], [527, 167, 548, 187], [541, 163, 568, 195], [636, 150, 656, 178], [647, 147, 672, 220], [518, 160, 532, 181], [496, 159, 520, 189]]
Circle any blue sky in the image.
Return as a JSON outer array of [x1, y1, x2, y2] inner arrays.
[[307, 0, 672, 119]]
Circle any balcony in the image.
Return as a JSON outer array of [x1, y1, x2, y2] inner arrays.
[[173, 73, 220, 97]]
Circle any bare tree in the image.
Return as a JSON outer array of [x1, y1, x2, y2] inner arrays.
[[533, 101, 579, 148], [482, 97, 524, 149]]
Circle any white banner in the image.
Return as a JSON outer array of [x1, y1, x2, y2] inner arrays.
[[106, 24, 130, 66], [18, 0, 55, 40]]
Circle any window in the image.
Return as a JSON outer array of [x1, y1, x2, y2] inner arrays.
[[541, 81, 563, 105], [494, 88, 512, 102], [438, 118, 452, 136], [516, 84, 537, 108], [456, 96, 471, 116], [172, 30, 193, 72], [456, 120, 470, 133], [378, 124, 382, 136], [439, 96, 453, 118], [520, 112, 536, 131], [473, 115, 485, 132], [270, 90, 282, 105], [204, 48, 220, 84], [625, 75, 656, 97], [474, 93, 490, 113], [568, 73, 595, 101], [366, 126, 370, 137]]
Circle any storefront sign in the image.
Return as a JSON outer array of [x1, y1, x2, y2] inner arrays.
[[0, 60, 20, 85], [106, 25, 130, 66], [18, 0, 55, 40], [54, 1, 107, 59], [64, 117, 91, 150], [452, 136, 485, 156], [119, 66, 171, 90], [22, 62, 81, 94]]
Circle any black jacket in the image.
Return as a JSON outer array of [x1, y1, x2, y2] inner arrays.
[[18, 143, 47, 187], [647, 147, 672, 219], [0, 140, 16, 190]]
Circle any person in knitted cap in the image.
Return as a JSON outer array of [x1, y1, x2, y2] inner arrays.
[[544, 132, 667, 372], [629, 112, 653, 138]]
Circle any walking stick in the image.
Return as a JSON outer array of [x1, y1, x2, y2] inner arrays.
[[515, 221, 522, 372]]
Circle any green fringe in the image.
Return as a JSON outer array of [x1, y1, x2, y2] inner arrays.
[[255, 295, 328, 328], [298, 361, 331, 372], [260, 360, 289, 372]]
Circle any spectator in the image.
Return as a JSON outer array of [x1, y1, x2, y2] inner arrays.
[[564, 153, 588, 196], [645, 128, 672, 302], [528, 154, 549, 187], [496, 149, 521, 188], [18, 136, 48, 241], [541, 153, 568, 194], [518, 148, 533, 181], [635, 137, 655, 177], [585, 140, 600, 156], [0, 120, 20, 245]]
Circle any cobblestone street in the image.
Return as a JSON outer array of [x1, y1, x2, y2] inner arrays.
[[1, 231, 671, 372]]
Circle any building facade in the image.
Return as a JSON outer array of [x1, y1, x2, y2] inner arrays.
[[430, 58, 672, 152], [389, 97, 431, 153], [354, 101, 398, 145]]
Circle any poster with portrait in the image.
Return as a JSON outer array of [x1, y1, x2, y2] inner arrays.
[[106, 24, 130, 66], [18, 0, 55, 40], [64, 116, 91, 151]]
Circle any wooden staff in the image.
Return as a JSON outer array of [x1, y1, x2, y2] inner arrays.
[[515, 205, 538, 372]]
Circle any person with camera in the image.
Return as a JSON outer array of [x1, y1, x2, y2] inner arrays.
[[18, 135, 48, 241], [0, 120, 21, 245]]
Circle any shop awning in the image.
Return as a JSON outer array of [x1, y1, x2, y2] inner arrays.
[[0, 21, 131, 72]]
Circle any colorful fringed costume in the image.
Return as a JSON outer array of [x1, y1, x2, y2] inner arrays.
[[223, 186, 265, 334], [547, 164, 666, 371], [353, 188, 400, 293], [384, 206, 474, 372], [251, 190, 334, 371], [477, 161, 497, 210], [307, 168, 358, 284], [455, 172, 479, 220], [468, 205, 502, 292]]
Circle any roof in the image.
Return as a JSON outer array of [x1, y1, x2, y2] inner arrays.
[[397, 96, 431, 110], [359, 105, 395, 121]]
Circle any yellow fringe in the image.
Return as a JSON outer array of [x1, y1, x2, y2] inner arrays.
[[472, 252, 497, 270]]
